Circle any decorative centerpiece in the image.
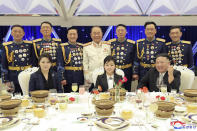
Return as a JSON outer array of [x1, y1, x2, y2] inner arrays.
[[155, 101, 176, 118], [94, 99, 115, 116], [30, 90, 49, 103], [0, 99, 22, 116]]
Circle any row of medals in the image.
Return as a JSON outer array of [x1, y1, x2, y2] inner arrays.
[[145, 44, 156, 64], [14, 47, 29, 62], [42, 43, 57, 60], [170, 46, 183, 64], [115, 45, 126, 64], [71, 48, 82, 65]]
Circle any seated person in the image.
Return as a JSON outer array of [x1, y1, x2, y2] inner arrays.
[[29, 53, 62, 93], [137, 53, 181, 92], [95, 55, 123, 92]]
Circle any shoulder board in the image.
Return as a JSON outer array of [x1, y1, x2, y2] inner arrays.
[[127, 39, 135, 44], [137, 38, 145, 43], [182, 40, 191, 44], [83, 42, 92, 47], [23, 40, 32, 44], [60, 43, 69, 46], [103, 41, 111, 45], [3, 41, 13, 46], [77, 42, 84, 46], [52, 38, 61, 42], [156, 38, 166, 42], [108, 38, 116, 43], [33, 39, 42, 42], [166, 42, 171, 45]]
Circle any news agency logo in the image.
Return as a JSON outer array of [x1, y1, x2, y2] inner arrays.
[[171, 119, 196, 129]]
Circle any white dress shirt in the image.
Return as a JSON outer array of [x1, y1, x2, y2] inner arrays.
[[107, 74, 114, 90]]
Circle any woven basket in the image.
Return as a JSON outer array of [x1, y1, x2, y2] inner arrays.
[[0, 99, 22, 110]]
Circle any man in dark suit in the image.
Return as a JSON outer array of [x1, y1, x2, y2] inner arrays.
[[137, 53, 181, 92]]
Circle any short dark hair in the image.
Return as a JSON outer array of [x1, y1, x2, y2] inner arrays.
[[170, 26, 182, 32], [156, 53, 171, 61], [11, 25, 24, 32], [116, 24, 127, 30], [41, 21, 52, 28], [144, 21, 157, 29], [67, 27, 78, 34], [91, 26, 102, 33], [38, 53, 53, 64], [104, 55, 116, 65]]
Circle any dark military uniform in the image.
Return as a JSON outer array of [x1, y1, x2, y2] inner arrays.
[[57, 42, 84, 93], [109, 38, 136, 92], [1, 40, 36, 94], [33, 38, 61, 69], [133, 38, 167, 80], [166, 40, 194, 68]]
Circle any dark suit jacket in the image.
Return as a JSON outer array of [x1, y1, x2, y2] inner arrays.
[[137, 68, 181, 92], [29, 69, 62, 93], [95, 73, 123, 92]]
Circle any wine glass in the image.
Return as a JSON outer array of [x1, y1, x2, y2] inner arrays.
[[72, 83, 78, 93]]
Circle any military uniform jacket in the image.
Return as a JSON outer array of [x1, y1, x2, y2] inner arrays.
[[33, 38, 61, 66], [166, 40, 194, 68], [133, 38, 167, 75], [57, 42, 84, 82], [83, 41, 111, 83], [1, 40, 36, 82], [109, 38, 136, 69]]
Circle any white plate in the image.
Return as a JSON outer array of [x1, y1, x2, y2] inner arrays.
[[188, 114, 197, 123]]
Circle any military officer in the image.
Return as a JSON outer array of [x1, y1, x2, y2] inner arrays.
[[1, 25, 36, 94], [57, 27, 84, 93], [166, 26, 194, 69], [33, 21, 61, 70], [108, 24, 136, 92], [133, 21, 167, 80], [83, 26, 111, 90]]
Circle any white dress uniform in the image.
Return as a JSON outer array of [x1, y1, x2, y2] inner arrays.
[[83, 41, 111, 83]]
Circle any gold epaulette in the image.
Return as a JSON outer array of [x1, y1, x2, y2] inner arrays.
[[33, 39, 42, 43], [83, 42, 91, 47], [137, 38, 145, 43], [61, 43, 69, 46], [108, 38, 116, 43], [103, 41, 111, 45], [77, 42, 84, 46], [3, 41, 13, 46], [23, 40, 32, 44], [156, 38, 166, 43], [52, 38, 61, 42], [182, 40, 191, 44], [127, 39, 135, 44], [166, 42, 171, 45]]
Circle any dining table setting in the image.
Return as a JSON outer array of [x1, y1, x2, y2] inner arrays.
[[0, 87, 197, 131]]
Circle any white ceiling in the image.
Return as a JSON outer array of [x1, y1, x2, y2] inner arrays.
[[0, 0, 197, 26]]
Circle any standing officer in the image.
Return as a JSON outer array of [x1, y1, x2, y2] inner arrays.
[[57, 27, 84, 93], [1, 25, 36, 95], [166, 26, 194, 69], [33, 21, 61, 69], [108, 24, 136, 92], [133, 21, 167, 80], [83, 26, 111, 90]]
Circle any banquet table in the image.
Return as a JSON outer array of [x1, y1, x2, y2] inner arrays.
[[1, 92, 196, 131]]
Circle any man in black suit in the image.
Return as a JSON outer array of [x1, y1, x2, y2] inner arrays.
[[137, 53, 181, 92]]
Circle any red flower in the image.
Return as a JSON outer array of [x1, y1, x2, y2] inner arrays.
[[93, 90, 99, 95], [118, 79, 123, 84], [160, 96, 166, 101], [123, 77, 128, 83], [69, 97, 75, 102], [156, 95, 160, 99]]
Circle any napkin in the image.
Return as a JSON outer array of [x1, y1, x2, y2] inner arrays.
[[94, 120, 129, 130]]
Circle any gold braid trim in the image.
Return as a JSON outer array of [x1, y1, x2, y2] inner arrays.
[[61, 45, 66, 62], [33, 42, 39, 58], [65, 52, 71, 65], [112, 49, 115, 56], [5, 46, 14, 63], [137, 42, 144, 59], [40, 48, 43, 56]]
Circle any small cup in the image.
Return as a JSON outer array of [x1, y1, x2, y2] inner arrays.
[[79, 85, 85, 95]]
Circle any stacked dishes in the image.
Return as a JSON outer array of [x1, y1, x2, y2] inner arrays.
[[155, 101, 176, 118], [30, 90, 49, 103], [94, 99, 115, 116], [109, 88, 126, 101], [184, 89, 197, 102]]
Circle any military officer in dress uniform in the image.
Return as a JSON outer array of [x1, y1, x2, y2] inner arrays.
[[57, 27, 84, 93], [166, 26, 194, 69], [133, 21, 167, 80], [108, 24, 136, 92], [1, 25, 36, 95], [33, 21, 61, 70], [83, 26, 111, 91]]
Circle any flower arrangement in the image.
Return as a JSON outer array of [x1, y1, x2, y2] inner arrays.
[[156, 95, 166, 101], [114, 77, 127, 102]]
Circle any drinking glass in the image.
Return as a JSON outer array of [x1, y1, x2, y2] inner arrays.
[[72, 83, 78, 93]]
